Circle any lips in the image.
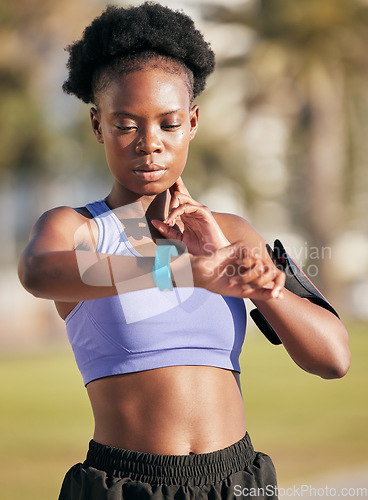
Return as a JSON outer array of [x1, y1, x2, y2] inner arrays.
[[133, 164, 167, 182]]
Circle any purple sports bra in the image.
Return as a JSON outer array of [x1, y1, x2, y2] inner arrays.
[[65, 200, 247, 386]]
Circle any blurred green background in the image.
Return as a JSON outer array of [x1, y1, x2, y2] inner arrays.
[[1, 0, 367, 498], [1, 322, 367, 499]]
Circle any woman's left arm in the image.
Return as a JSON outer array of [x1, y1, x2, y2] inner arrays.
[[154, 179, 350, 379], [252, 290, 350, 379], [216, 213, 351, 380]]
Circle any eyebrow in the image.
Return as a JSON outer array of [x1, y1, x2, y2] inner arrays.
[[110, 109, 184, 118]]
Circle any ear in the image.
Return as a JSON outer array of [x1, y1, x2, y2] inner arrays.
[[90, 107, 104, 144], [189, 105, 199, 141]]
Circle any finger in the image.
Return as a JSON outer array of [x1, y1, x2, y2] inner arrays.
[[168, 190, 201, 215], [222, 284, 276, 301], [229, 241, 259, 262], [237, 269, 285, 299], [240, 286, 279, 300], [217, 240, 260, 266], [237, 258, 266, 284], [270, 269, 286, 298], [229, 258, 273, 286], [151, 220, 183, 241], [168, 191, 198, 214], [236, 256, 256, 274], [245, 264, 278, 288], [171, 176, 191, 196], [169, 191, 180, 211], [164, 203, 208, 226]]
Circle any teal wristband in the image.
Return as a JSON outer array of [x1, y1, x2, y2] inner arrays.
[[152, 245, 179, 291]]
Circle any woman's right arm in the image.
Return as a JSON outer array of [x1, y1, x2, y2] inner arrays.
[[18, 206, 160, 301], [18, 205, 283, 303]]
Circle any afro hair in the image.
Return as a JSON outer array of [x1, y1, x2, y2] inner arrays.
[[62, 2, 216, 104]]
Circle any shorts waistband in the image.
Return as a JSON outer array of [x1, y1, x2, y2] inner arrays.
[[84, 433, 256, 486]]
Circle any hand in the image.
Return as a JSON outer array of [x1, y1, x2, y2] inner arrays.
[[193, 241, 285, 300], [151, 177, 230, 255]]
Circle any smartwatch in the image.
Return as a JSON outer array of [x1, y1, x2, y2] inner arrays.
[[152, 244, 179, 291]]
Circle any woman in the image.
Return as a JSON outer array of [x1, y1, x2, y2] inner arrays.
[[18, 3, 350, 499]]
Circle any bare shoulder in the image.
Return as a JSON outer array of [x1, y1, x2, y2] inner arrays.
[[30, 205, 87, 235], [212, 212, 269, 257], [28, 205, 96, 252]]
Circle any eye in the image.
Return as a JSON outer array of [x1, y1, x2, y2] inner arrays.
[[116, 125, 137, 132], [162, 123, 181, 130]]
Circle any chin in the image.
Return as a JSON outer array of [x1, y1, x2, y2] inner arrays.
[[134, 184, 169, 197]]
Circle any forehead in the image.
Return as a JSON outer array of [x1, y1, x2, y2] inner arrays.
[[98, 67, 191, 114]]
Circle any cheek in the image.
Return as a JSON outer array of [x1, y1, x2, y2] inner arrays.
[[104, 135, 133, 157], [169, 129, 191, 151], [168, 137, 190, 165]]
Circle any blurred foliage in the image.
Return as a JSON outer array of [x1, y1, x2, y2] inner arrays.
[[2, 0, 368, 298], [0, 66, 48, 173], [0, 0, 49, 173], [0, 0, 106, 175], [203, 0, 368, 294], [204, 0, 368, 220], [207, 0, 368, 60]]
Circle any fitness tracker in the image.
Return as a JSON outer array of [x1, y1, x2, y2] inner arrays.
[[152, 244, 179, 291]]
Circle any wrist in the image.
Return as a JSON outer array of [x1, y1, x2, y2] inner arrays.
[[189, 254, 200, 288], [188, 253, 208, 289], [202, 238, 231, 255], [170, 252, 196, 288]]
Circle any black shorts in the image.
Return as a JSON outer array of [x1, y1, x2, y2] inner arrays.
[[58, 433, 278, 499]]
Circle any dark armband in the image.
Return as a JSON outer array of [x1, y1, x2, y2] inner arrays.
[[250, 239, 340, 345]]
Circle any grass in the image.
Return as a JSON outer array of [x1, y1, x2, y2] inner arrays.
[[0, 320, 367, 499], [240, 320, 368, 484], [0, 349, 93, 500]]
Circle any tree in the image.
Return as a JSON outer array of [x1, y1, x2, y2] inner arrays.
[[0, 0, 105, 176], [204, 0, 368, 299]]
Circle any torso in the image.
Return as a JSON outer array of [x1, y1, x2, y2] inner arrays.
[[87, 366, 246, 454], [56, 204, 248, 454]]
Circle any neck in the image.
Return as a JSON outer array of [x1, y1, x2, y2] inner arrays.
[[105, 185, 170, 222]]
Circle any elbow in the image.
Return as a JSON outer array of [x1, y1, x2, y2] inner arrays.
[[18, 255, 45, 298], [318, 322, 351, 380], [320, 350, 351, 379], [302, 332, 351, 380], [303, 356, 350, 380], [319, 336, 351, 379]]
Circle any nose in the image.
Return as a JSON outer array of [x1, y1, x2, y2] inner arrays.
[[135, 126, 163, 154]]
